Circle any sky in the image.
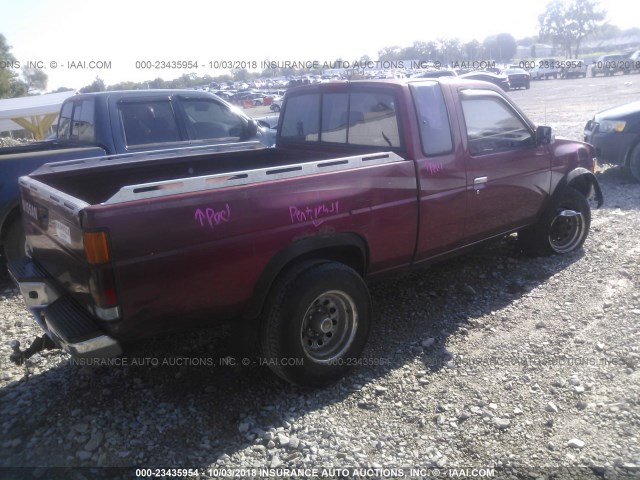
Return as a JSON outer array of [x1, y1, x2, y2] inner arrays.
[[1, 0, 636, 91]]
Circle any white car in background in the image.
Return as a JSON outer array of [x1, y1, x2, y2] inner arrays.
[[270, 96, 284, 112]]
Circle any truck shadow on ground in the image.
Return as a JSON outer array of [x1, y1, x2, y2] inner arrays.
[[0, 235, 586, 472]]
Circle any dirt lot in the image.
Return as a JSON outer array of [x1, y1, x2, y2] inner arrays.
[[0, 75, 639, 479]]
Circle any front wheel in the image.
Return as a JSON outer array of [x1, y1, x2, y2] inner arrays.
[[260, 261, 371, 386], [519, 188, 591, 256], [627, 144, 640, 183]]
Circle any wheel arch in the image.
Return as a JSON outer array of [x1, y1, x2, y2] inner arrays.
[[554, 168, 603, 208], [245, 233, 369, 320]]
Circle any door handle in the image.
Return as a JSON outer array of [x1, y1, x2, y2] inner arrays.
[[474, 176, 487, 186], [473, 176, 487, 195]]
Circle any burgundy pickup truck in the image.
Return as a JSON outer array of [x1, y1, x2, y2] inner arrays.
[[9, 78, 602, 386]]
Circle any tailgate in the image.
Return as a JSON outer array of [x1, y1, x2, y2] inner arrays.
[[19, 177, 93, 307]]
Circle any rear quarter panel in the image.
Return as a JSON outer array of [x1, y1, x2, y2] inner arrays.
[[83, 160, 418, 340]]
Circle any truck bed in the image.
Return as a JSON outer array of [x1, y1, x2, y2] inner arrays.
[[27, 146, 340, 205], [27, 145, 397, 206]]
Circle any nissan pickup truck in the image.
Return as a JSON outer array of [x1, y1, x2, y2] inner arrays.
[[0, 89, 271, 265], [9, 78, 603, 386]]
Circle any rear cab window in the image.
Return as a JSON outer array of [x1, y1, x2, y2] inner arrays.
[[280, 88, 402, 149]]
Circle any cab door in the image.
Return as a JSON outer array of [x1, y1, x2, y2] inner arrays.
[[457, 89, 551, 241]]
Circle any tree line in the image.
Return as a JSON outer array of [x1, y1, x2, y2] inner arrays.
[[0, 0, 633, 98]]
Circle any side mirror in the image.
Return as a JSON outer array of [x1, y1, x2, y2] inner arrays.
[[536, 125, 555, 145], [246, 119, 258, 139]]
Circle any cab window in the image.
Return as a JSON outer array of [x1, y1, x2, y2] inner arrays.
[[280, 91, 401, 148], [461, 96, 534, 155], [70, 99, 95, 143], [179, 99, 246, 141], [410, 82, 453, 156], [119, 101, 180, 146], [57, 102, 73, 140], [280, 94, 320, 141]]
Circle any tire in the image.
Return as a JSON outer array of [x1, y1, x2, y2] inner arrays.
[[519, 187, 591, 256], [271, 104, 281, 112], [2, 218, 28, 266], [260, 261, 372, 386], [628, 144, 640, 183]]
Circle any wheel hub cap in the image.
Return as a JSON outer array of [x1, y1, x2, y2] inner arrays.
[[310, 308, 333, 334], [300, 291, 358, 363]]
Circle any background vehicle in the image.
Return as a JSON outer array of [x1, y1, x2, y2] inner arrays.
[[625, 50, 640, 74], [584, 100, 640, 182], [10, 79, 601, 386], [530, 59, 560, 80], [269, 97, 284, 112], [589, 54, 631, 77], [459, 71, 510, 91], [503, 68, 530, 89], [414, 69, 457, 79], [560, 60, 588, 79], [0, 90, 269, 265]]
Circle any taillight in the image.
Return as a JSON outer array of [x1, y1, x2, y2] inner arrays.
[[83, 231, 110, 264], [83, 230, 120, 320], [90, 267, 118, 308]]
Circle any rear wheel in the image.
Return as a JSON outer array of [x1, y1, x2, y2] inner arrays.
[[519, 188, 591, 256], [260, 261, 371, 386]]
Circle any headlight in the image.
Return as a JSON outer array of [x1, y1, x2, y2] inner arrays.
[[598, 120, 626, 133]]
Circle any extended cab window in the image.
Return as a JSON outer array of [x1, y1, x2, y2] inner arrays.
[[180, 99, 245, 141], [119, 101, 180, 146], [461, 94, 535, 156], [280, 91, 401, 148], [411, 82, 453, 156]]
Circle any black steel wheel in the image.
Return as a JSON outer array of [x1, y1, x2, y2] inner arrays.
[[519, 187, 591, 256]]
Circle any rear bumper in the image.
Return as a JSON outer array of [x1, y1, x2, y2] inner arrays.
[[8, 257, 122, 359]]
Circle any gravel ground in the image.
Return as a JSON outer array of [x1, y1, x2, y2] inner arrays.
[[1, 75, 639, 479]]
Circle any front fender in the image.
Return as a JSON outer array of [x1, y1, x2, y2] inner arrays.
[[554, 168, 603, 208]]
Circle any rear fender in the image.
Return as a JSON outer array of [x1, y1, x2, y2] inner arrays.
[[245, 233, 369, 320]]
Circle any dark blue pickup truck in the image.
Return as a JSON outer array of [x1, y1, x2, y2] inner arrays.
[[0, 89, 271, 264]]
